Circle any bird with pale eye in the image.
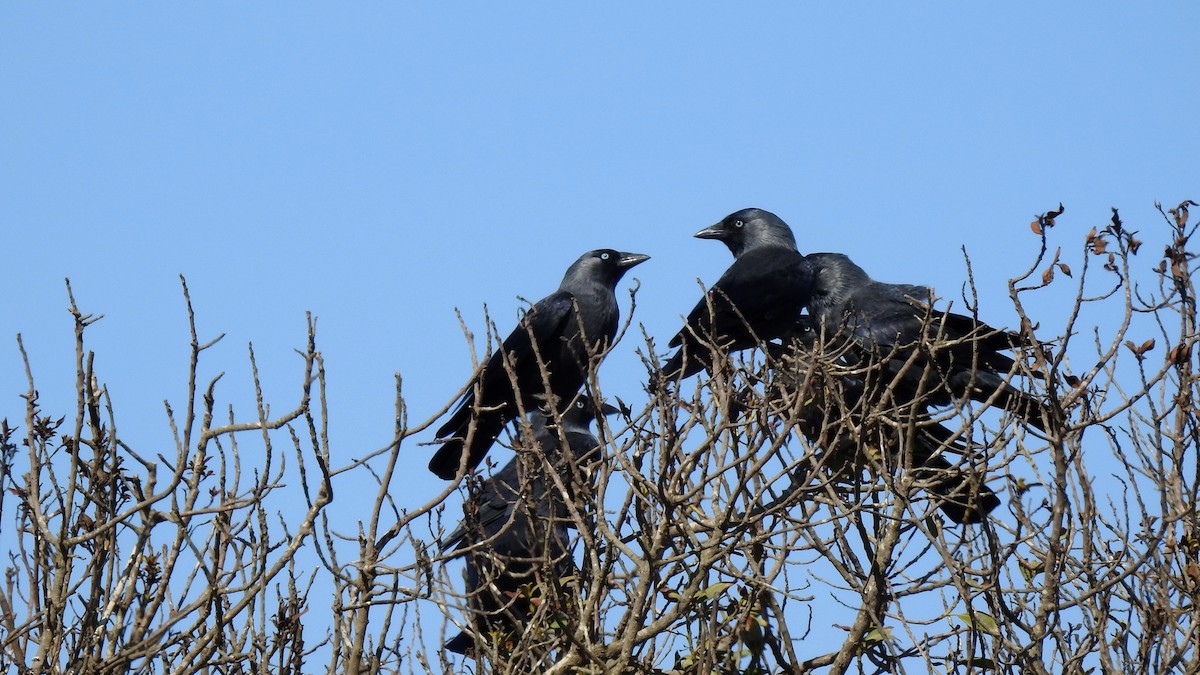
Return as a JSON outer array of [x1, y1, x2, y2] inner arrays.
[[441, 398, 619, 657], [663, 207, 814, 380], [430, 248, 648, 480]]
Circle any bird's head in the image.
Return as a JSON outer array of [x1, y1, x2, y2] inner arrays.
[[695, 207, 798, 257], [805, 252, 870, 312], [530, 395, 619, 433], [561, 249, 650, 288], [561, 397, 620, 432]]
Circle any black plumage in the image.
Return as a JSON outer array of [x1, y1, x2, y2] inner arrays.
[[430, 249, 648, 480], [664, 208, 813, 379], [442, 398, 617, 656], [767, 320, 1000, 524], [804, 252, 1046, 431]]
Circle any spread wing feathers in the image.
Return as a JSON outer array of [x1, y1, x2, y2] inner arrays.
[[767, 339, 1001, 525], [837, 285, 1046, 431], [844, 285, 1016, 357], [912, 446, 1002, 525]]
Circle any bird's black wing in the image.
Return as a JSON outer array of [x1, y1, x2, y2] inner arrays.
[[769, 337, 1001, 524], [429, 292, 578, 479], [439, 459, 522, 554], [666, 248, 812, 378], [846, 283, 1047, 430], [835, 282, 932, 349], [436, 291, 577, 438]]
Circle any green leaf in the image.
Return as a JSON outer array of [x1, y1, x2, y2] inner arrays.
[[864, 626, 893, 644], [956, 611, 1001, 636], [970, 657, 998, 670], [696, 581, 734, 601]]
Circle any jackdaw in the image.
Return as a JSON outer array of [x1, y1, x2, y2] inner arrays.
[[664, 208, 813, 380], [765, 320, 1001, 524], [803, 252, 1047, 431], [442, 398, 618, 656], [430, 249, 648, 480]]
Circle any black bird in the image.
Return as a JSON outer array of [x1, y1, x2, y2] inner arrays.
[[440, 398, 618, 552], [765, 321, 1001, 524], [664, 208, 814, 379], [430, 249, 648, 480], [803, 252, 1047, 431], [442, 398, 618, 656]]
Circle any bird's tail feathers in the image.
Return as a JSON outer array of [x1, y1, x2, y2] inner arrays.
[[443, 630, 475, 656], [912, 447, 1000, 525], [952, 371, 1050, 431]]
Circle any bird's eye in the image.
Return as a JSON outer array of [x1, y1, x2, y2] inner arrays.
[[734, 220, 744, 229], [600, 252, 611, 260]]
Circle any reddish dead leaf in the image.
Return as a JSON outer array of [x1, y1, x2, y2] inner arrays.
[[1042, 266, 1055, 285], [1092, 238, 1108, 255], [1027, 342, 1045, 369], [1031, 204, 1064, 233], [1086, 226, 1098, 242], [1173, 200, 1198, 228], [1170, 343, 1191, 365], [1126, 338, 1156, 359], [1019, 316, 1040, 336], [1058, 262, 1072, 277]]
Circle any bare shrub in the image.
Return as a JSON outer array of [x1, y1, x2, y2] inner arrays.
[[3, 201, 1197, 674]]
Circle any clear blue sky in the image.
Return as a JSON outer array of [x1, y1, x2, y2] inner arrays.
[[3, 2, 1197, 663]]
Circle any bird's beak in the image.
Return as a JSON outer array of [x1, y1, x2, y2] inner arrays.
[[598, 401, 620, 417], [617, 252, 650, 269], [694, 223, 724, 240]]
